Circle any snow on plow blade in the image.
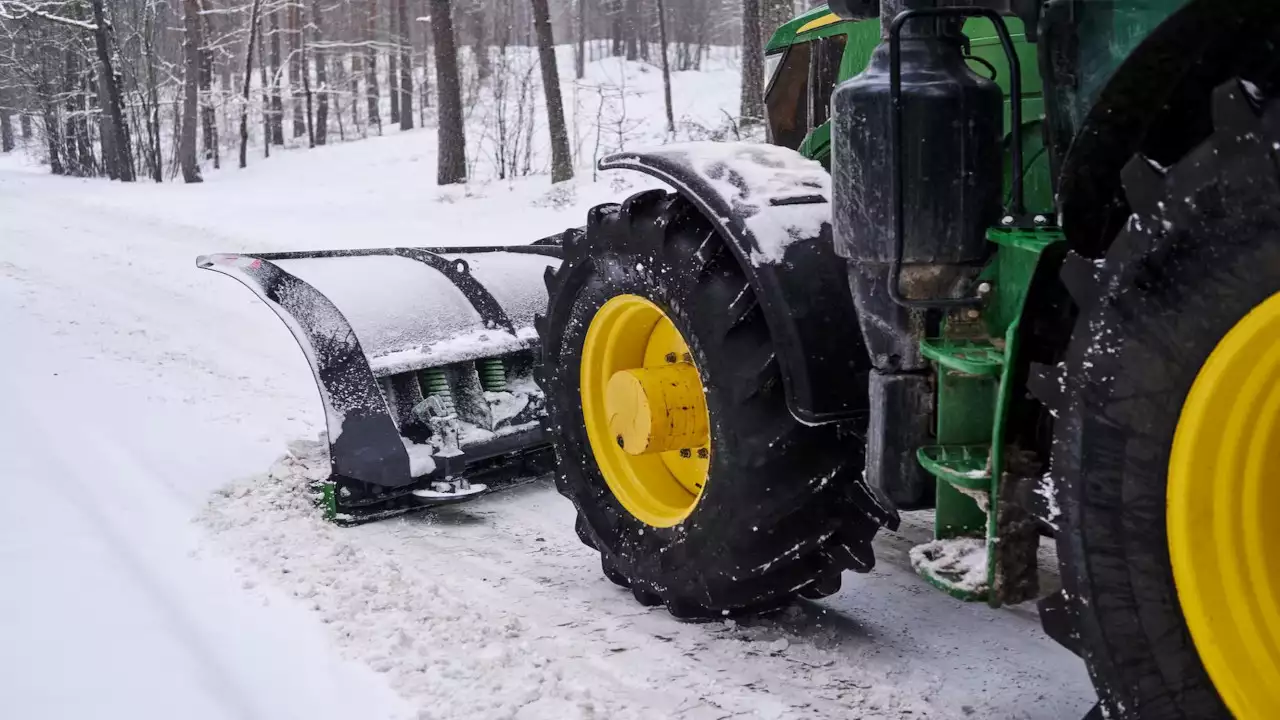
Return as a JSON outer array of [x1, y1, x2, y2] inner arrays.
[[197, 244, 563, 523]]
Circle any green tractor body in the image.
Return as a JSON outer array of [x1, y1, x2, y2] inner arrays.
[[198, 1, 1280, 717]]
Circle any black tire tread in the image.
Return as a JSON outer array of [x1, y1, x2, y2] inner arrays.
[[1047, 78, 1280, 719], [538, 191, 885, 618]]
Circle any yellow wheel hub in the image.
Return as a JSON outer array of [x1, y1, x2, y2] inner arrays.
[[581, 294, 711, 527], [1170, 291, 1280, 719]]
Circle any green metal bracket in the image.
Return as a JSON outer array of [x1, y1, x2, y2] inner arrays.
[[912, 226, 1065, 604], [917, 445, 991, 491], [920, 339, 1005, 377], [320, 480, 337, 522]]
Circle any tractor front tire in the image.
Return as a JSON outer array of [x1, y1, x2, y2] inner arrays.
[[537, 190, 887, 618], [1044, 80, 1280, 719]]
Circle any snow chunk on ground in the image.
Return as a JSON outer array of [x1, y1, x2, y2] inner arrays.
[[484, 390, 530, 427], [909, 538, 989, 594], [401, 437, 437, 478]]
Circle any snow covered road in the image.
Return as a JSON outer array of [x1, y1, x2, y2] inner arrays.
[[0, 141, 1094, 719]]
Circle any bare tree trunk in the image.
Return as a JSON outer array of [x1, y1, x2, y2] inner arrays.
[[239, 0, 263, 168], [90, 0, 135, 180], [43, 101, 64, 175], [657, 0, 674, 135], [290, 2, 306, 138], [0, 88, 13, 152], [350, 53, 362, 132], [611, 1, 623, 56], [312, 0, 329, 145], [198, 0, 218, 168], [396, 0, 412, 130], [301, 8, 315, 148], [143, 3, 163, 181], [739, 0, 764, 126], [389, 2, 400, 125], [531, 0, 572, 183], [365, 0, 381, 133], [468, 2, 490, 81], [21, 114, 32, 141], [268, 7, 285, 145], [575, 0, 586, 78], [429, 0, 465, 184], [765, 0, 794, 36], [258, 18, 271, 158], [624, 0, 639, 61], [180, 0, 203, 182]]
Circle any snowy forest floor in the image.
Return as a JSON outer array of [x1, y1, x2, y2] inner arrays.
[[1, 54, 1094, 720]]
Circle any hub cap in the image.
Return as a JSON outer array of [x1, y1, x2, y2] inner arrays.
[[1169, 291, 1280, 718], [581, 295, 711, 527]]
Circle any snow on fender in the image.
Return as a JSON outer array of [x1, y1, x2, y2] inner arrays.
[[597, 143, 870, 426]]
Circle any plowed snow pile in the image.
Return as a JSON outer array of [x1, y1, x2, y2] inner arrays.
[[198, 438, 940, 720]]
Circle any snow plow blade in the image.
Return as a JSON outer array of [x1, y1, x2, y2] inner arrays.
[[197, 243, 564, 524]]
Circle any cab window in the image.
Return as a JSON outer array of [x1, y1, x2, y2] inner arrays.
[[765, 44, 811, 150], [765, 33, 848, 150], [809, 34, 847, 128]]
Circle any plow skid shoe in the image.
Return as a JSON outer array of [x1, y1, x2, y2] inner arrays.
[[198, 244, 564, 522]]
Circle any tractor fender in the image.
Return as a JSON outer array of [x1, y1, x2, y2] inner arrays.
[[600, 143, 869, 425]]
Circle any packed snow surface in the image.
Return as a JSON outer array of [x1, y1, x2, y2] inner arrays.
[[1, 49, 1093, 720], [909, 538, 991, 594]]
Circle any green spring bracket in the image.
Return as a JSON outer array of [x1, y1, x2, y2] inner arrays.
[[477, 358, 507, 393], [418, 367, 456, 414]]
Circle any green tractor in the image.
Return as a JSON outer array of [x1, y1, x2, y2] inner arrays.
[[200, 1, 1280, 716]]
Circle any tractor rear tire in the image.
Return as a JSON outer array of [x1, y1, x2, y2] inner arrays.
[[1044, 80, 1280, 719], [537, 190, 888, 618]]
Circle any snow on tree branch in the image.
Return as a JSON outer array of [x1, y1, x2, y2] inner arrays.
[[0, 1, 98, 30]]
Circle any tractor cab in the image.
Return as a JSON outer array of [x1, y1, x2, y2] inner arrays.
[[763, 8, 876, 163]]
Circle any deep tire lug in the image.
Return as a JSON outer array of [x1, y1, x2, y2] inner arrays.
[[620, 189, 667, 221], [1038, 590, 1082, 657], [1212, 78, 1262, 137], [1027, 361, 1065, 411], [1060, 251, 1102, 309], [631, 587, 663, 607], [1120, 154, 1167, 220]]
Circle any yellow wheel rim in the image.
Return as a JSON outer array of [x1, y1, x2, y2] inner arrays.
[[1170, 291, 1280, 719], [581, 294, 711, 527]]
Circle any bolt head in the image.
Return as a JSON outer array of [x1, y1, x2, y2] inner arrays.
[[1034, 215, 1048, 225], [966, 309, 981, 320], [977, 282, 992, 294], [664, 352, 677, 363], [679, 448, 692, 458], [1001, 216, 1014, 225]]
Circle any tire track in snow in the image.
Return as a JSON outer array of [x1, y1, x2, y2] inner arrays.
[[199, 440, 1093, 719]]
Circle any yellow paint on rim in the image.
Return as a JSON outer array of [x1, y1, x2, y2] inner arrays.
[[581, 294, 710, 527], [797, 13, 841, 35], [1169, 291, 1280, 719]]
